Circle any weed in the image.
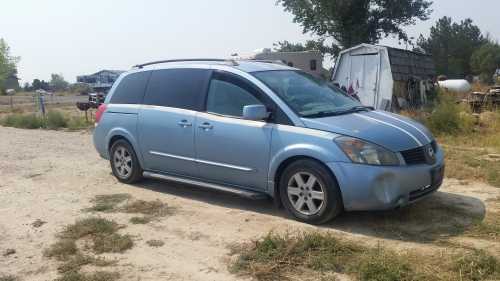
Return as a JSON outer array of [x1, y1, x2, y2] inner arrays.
[[85, 194, 131, 213], [129, 216, 152, 224], [92, 233, 134, 254], [44, 239, 78, 260], [54, 271, 119, 281], [453, 250, 500, 281], [425, 93, 474, 135], [46, 110, 67, 129], [1, 113, 43, 129], [146, 239, 165, 247], [0, 275, 18, 281], [57, 254, 116, 273], [121, 200, 171, 216], [59, 218, 120, 240]]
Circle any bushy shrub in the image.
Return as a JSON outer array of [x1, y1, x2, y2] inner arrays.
[[425, 93, 475, 135], [2, 113, 44, 129], [46, 110, 68, 129]]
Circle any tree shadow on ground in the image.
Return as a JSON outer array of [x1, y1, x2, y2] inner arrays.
[[134, 179, 485, 243]]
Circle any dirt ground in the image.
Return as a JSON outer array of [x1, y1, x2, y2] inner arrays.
[[1, 127, 499, 281]]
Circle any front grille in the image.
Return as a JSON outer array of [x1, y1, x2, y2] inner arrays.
[[401, 141, 437, 165], [401, 146, 427, 165]]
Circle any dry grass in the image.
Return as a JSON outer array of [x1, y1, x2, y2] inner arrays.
[[0, 275, 18, 281], [54, 271, 119, 281], [230, 232, 500, 281], [85, 194, 132, 213], [121, 200, 172, 217], [146, 239, 165, 248], [129, 216, 152, 224], [45, 217, 131, 280]]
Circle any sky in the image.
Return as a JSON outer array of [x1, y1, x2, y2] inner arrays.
[[1, 0, 499, 84]]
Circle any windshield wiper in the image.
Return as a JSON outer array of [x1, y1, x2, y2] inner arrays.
[[302, 106, 374, 118]]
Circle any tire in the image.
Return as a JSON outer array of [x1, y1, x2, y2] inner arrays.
[[109, 139, 143, 184], [279, 159, 343, 224]]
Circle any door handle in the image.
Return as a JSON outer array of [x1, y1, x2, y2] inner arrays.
[[198, 122, 213, 131], [178, 120, 192, 128]]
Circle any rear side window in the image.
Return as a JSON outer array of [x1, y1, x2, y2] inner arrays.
[[143, 68, 210, 110], [109, 71, 150, 104]]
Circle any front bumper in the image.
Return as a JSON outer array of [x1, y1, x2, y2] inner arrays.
[[327, 148, 445, 211]]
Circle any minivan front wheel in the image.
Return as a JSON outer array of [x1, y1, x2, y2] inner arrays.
[[110, 139, 143, 184], [279, 159, 342, 224]]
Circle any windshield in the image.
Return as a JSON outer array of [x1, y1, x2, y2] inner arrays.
[[253, 70, 363, 118]]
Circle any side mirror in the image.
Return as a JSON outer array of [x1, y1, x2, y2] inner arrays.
[[242, 104, 270, 121]]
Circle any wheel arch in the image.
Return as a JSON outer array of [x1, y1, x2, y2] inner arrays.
[[106, 128, 144, 167], [271, 155, 344, 210]]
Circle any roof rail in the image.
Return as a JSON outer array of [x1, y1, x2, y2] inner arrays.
[[133, 58, 238, 69], [246, 59, 286, 65]]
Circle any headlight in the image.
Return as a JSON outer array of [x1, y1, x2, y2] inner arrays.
[[335, 136, 401, 166]]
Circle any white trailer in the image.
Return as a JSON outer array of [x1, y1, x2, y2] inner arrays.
[[332, 44, 436, 111]]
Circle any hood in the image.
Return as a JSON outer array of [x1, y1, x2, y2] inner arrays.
[[301, 110, 434, 152]]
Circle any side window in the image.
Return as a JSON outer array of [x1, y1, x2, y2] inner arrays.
[[310, 59, 317, 71], [109, 71, 150, 104], [143, 68, 210, 110], [206, 73, 263, 117]]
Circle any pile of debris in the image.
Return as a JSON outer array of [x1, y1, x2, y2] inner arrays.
[[465, 86, 500, 112]]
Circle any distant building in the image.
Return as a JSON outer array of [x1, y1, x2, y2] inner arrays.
[[76, 70, 125, 93], [244, 49, 327, 78]]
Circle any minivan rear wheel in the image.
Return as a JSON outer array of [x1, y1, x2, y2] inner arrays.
[[110, 139, 143, 184], [279, 159, 342, 224]]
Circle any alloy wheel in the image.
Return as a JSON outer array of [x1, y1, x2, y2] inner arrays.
[[287, 172, 325, 216]]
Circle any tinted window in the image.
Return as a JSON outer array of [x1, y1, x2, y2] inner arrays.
[[109, 71, 150, 104], [143, 69, 210, 110], [206, 73, 263, 117], [310, 59, 317, 71]]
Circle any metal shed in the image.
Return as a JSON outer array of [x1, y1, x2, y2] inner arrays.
[[332, 44, 436, 111]]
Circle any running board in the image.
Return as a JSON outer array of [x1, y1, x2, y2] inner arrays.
[[143, 171, 268, 200]]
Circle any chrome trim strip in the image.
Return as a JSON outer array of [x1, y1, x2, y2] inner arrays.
[[149, 151, 254, 172], [149, 151, 195, 162], [142, 171, 265, 199], [372, 111, 431, 143], [196, 158, 253, 172], [354, 113, 423, 146]]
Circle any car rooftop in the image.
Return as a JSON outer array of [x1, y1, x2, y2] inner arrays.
[[133, 59, 297, 73]]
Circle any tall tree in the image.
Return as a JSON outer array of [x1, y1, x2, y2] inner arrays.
[[0, 38, 20, 93], [417, 17, 486, 78], [277, 0, 433, 55], [49, 73, 69, 91], [470, 42, 500, 84]]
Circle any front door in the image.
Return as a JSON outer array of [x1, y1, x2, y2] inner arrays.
[[194, 71, 273, 191]]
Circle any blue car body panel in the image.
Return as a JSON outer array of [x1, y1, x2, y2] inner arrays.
[[93, 61, 444, 212]]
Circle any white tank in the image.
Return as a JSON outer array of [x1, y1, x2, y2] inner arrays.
[[437, 79, 471, 93]]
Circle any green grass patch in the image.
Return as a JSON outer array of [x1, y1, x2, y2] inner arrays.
[[44, 239, 78, 261], [121, 199, 171, 216], [230, 232, 500, 281], [0, 110, 92, 130]]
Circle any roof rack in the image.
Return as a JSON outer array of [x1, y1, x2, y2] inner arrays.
[[246, 59, 286, 65], [133, 58, 238, 69]]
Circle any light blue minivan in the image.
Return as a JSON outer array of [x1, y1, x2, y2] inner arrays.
[[93, 59, 444, 224]]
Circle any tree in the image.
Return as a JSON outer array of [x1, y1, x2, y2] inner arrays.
[[23, 82, 32, 92], [274, 39, 340, 56], [417, 17, 486, 78], [0, 38, 20, 93], [470, 42, 500, 84], [49, 73, 69, 91], [32, 79, 50, 91], [277, 0, 433, 55]]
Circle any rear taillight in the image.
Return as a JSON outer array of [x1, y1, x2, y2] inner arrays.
[[95, 104, 107, 125]]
